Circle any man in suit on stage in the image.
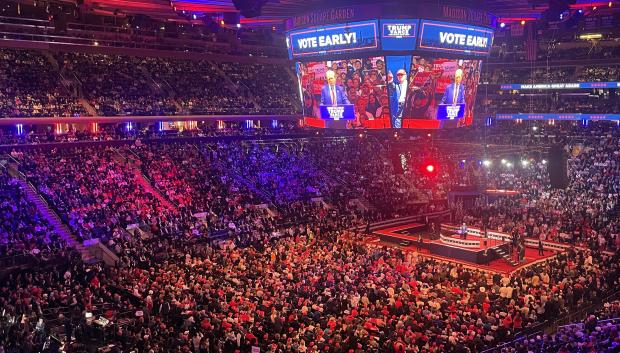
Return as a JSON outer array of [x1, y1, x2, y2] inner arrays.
[[441, 68, 465, 105], [320, 70, 350, 106]]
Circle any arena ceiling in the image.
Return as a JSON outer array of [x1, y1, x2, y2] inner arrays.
[[76, 0, 616, 26]]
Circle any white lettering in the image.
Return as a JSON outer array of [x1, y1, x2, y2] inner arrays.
[[439, 32, 488, 48], [446, 105, 461, 119], [386, 24, 412, 38], [297, 37, 318, 49], [439, 32, 466, 45], [297, 31, 358, 50], [327, 106, 345, 120]]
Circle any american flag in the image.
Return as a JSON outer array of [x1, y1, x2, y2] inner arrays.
[[525, 22, 538, 61]]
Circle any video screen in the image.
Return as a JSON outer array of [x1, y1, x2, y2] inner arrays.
[[297, 57, 391, 129], [385, 56, 481, 128]]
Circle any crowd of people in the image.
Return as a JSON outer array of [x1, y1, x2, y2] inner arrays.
[[0, 168, 66, 258], [491, 300, 620, 353], [0, 48, 299, 118], [489, 40, 620, 63], [0, 49, 86, 118], [59, 53, 178, 117], [20, 147, 177, 242], [0, 124, 617, 353]]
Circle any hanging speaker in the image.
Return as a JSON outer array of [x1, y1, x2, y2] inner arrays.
[[547, 144, 568, 189]]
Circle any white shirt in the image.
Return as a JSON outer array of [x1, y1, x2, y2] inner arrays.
[[398, 79, 407, 103]]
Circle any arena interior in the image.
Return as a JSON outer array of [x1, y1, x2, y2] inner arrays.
[[0, 0, 619, 352]]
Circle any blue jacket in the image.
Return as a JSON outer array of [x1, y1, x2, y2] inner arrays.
[[320, 84, 350, 105], [441, 83, 465, 105]]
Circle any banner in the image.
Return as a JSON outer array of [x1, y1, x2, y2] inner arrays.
[[380, 19, 418, 51], [287, 20, 379, 59], [418, 20, 494, 56]]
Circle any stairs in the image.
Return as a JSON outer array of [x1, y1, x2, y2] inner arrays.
[[358, 197, 376, 211], [79, 98, 98, 116], [133, 171, 179, 212], [493, 246, 519, 267], [209, 60, 242, 93], [138, 66, 185, 113], [14, 178, 95, 262], [42, 51, 60, 70]]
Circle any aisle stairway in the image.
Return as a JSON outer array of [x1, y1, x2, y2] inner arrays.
[[133, 171, 179, 212], [14, 178, 95, 262], [113, 148, 179, 211]]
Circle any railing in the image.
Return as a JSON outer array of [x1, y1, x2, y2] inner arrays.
[[480, 289, 620, 353], [0, 15, 284, 56]]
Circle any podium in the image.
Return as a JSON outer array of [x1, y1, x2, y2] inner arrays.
[[436, 103, 465, 120], [319, 104, 355, 121]]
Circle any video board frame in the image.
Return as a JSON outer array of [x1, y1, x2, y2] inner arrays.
[[288, 18, 493, 129]]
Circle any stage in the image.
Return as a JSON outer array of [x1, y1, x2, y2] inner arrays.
[[374, 223, 510, 264], [368, 221, 561, 274]]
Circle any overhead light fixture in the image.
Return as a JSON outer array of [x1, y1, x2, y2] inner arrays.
[[579, 33, 603, 40]]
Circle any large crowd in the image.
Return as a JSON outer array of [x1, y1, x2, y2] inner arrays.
[[0, 48, 298, 118], [0, 49, 86, 118], [1, 28, 620, 353], [0, 125, 618, 353], [0, 167, 66, 258]]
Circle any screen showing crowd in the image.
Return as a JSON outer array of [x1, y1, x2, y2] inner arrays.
[[298, 57, 391, 129], [386, 56, 481, 128], [297, 56, 481, 129]]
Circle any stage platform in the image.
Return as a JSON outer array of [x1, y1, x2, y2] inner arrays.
[[374, 223, 508, 264], [367, 221, 563, 274]]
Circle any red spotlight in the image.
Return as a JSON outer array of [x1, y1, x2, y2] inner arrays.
[[425, 164, 435, 173]]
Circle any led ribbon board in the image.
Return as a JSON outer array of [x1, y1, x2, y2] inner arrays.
[[380, 19, 418, 50], [500, 82, 620, 90], [287, 20, 379, 59], [418, 20, 493, 56], [496, 114, 620, 121]]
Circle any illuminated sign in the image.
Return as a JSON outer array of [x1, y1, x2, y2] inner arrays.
[[496, 114, 620, 121], [500, 82, 620, 90], [437, 103, 465, 120], [380, 19, 418, 50], [418, 20, 493, 56], [319, 105, 355, 120], [288, 20, 379, 58]]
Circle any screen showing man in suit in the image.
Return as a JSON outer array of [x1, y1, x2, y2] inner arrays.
[[385, 56, 481, 125], [441, 68, 465, 105], [320, 70, 350, 106], [297, 57, 389, 128]]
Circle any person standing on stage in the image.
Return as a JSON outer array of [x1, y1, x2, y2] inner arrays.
[[418, 233, 423, 251], [441, 68, 465, 105], [538, 237, 545, 256], [460, 222, 468, 239], [321, 70, 350, 106]]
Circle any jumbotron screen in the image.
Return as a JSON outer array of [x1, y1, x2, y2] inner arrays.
[[297, 56, 481, 129]]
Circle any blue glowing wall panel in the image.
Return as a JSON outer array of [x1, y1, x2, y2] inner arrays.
[[418, 20, 493, 56], [287, 20, 379, 59]]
